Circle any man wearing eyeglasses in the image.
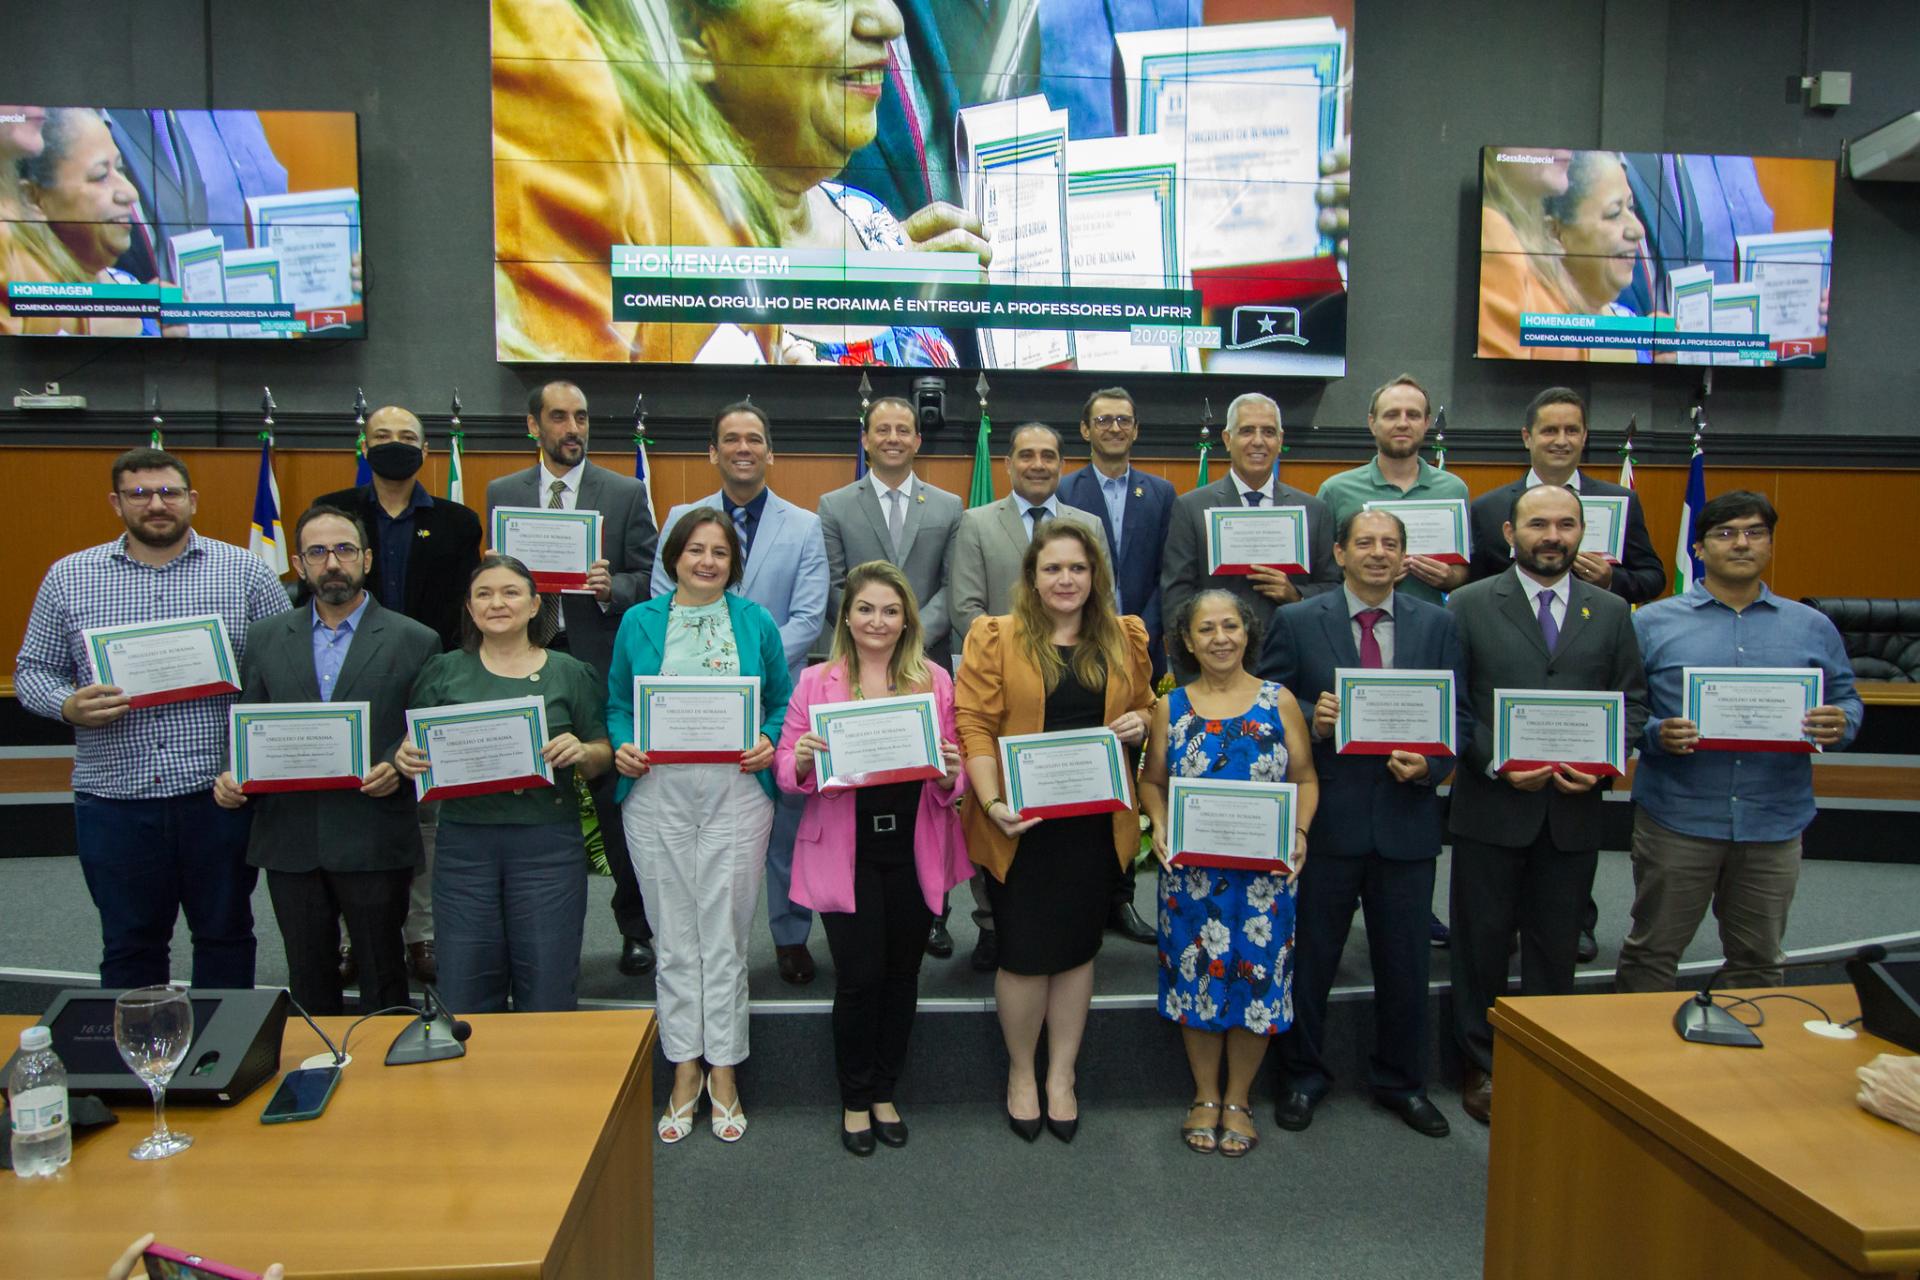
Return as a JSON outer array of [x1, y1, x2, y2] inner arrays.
[[1059, 386, 1174, 946], [1616, 491, 1861, 994], [211, 505, 441, 1016], [15, 448, 292, 990]]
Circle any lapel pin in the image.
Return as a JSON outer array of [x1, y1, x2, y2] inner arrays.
[[1581, 605, 1591, 619], [1134, 485, 1144, 498], [417, 529, 430, 538], [916, 492, 925, 504]]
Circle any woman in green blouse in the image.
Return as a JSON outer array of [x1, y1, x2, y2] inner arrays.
[[609, 508, 791, 1145], [396, 554, 612, 1013]]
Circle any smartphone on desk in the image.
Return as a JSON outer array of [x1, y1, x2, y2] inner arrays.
[[141, 1244, 263, 1280], [259, 1064, 341, 1124]]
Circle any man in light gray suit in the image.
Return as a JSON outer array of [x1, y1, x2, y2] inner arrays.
[[488, 380, 660, 977], [214, 504, 440, 1016], [948, 422, 1103, 648], [1445, 484, 1649, 1126], [652, 401, 830, 985], [819, 395, 965, 667], [1161, 392, 1341, 681]]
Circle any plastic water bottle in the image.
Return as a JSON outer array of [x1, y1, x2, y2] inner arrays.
[[9, 1026, 70, 1178]]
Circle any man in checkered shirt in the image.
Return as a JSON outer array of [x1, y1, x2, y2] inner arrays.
[[16, 447, 291, 989]]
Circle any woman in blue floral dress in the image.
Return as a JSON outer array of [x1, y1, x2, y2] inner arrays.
[[1141, 589, 1318, 1157]]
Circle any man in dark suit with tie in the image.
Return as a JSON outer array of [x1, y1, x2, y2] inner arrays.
[[1468, 387, 1664, 963], [1162, 392, 1341, 682], [1447, 484, 1648, 1125], [487, 380, 660, 977], [1261, 509, 1466, 1138], [214, 505, 441, 1015], [1060, 385, 1175, 945]]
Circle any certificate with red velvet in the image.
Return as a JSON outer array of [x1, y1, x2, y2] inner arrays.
[[1491, 689, 1626, 777], [230, 701, 371, 794], [1334, 669, 1457, 755], [1167, 778, 1299, 874], [809, 693, 942, 791], [997, 728, 1132, 820], [405, 696, 553, 801], [1205, 506, 1309, 575], [490, 506, 601, 592], [634, 676, 759, 763], [82, 614, 240, 708], [1686, 667, 1823, 753]]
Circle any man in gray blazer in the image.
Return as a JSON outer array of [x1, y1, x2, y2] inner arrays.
[[1446, 484, 1648, 1125], [818, 395, 964, 668], [488, 380, 659, 976], [1161, 392, 1341, 682], [948, 422, 1103, 650], [214, 504, 440, 1016]]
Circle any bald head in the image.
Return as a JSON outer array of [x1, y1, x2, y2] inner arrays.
[[1510, 482, 1581, 526], [366, 406, 425, 447]]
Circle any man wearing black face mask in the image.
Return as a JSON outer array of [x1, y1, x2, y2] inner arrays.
[[316, 406, 482, 986]]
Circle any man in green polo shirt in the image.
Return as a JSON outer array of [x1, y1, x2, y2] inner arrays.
[[1317, 374, 1469, 606]]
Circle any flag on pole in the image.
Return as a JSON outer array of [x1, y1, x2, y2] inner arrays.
[[1672, 423, 1705, 595], [1432, 407, 1449, 473], [446, 390, 466, 504], [631, 394, 657, 527], [966, 374, 993, 508], [250, 430, 289, 575], [1195, 399, 1214, 487], [1618, 413, 1637, 490], [149, 391, 164, 448], [855, 371, 872, 481]]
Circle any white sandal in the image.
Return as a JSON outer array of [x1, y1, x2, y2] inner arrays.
[[657, 1076, 703, 1144], [710, 1080, 748, 1143]]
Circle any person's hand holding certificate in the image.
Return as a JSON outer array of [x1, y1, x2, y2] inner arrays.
[[1577, 496, 1629, 564], [401, 696, 553, 801], [1333, 669, 1456, 755], [1166, 778, 1300, 876], [996, 728, 1132, 820], [1206, 506, 1309, 575], [230, 702, 371, 793], [808, 693, 942, 791], [491, 507, 603, 593], [82, 614, 241, 709], [1492, 689, 1626, 779], [634, 676, 760, 763], [1684, 667, 1824, 752]]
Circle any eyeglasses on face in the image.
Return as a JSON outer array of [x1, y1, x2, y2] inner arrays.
[[116, 486, 189, 506], [1090, 414, 1136, 429], [1702, 525, 1772, 544], [300, 544, 365, 565]]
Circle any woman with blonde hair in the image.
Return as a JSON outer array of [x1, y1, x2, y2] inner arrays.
[[955, 522, 1154, 1143], [775, 560, 971, 1155], [1477, 147, 1581, 361]]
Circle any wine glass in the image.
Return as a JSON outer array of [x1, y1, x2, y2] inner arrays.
[[114, 984, 195, 1160]]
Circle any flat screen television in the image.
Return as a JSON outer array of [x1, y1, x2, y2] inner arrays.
[[1476, 146, 1836, 367], [1, 106, 363, 340], [490, 0, 1353, 375]]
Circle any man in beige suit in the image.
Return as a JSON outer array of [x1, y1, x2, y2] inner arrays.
[[944, 421, 1101, 971]]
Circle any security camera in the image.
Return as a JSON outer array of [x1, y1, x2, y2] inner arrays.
[[912, 378, 946, 434]]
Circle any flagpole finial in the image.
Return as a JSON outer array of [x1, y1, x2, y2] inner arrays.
[[261, 387, 276, 427], [1432, 405, 1448, 469], [450, 388, 463, 424], [631, 392, 646, 423], [975, 372, 990, 408], [353, 387, 368, 426], [149, 389, 164, 447], [858, 370, 873, 405]]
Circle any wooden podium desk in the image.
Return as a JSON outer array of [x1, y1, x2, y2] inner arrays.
[[0, 1009, 656, 1279], [1486, 986, 1920, 1280]]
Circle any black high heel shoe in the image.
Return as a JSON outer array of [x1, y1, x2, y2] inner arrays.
[[1007, 1110, 1043, 1142], [1045, 1114, 1078, 1144]]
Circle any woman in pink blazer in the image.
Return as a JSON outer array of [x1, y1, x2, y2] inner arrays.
[[776, 561, 971, 1157]]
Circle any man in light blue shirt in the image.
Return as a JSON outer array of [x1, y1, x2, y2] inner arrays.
[[1618, 491, 1861, 992]]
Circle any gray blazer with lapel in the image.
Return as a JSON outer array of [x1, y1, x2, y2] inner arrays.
[[1446, 567, 1650, 853], [818, 474, 964, 667], [236, 598, 442, 875], [947, 497, 1102, 658], [485, 459, 658, 683]]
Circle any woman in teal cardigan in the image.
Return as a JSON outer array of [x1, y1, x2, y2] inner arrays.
[[608, 508, 791, 1146]]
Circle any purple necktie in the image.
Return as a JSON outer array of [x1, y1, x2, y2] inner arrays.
[[1356, 608, 1385, 669], [1537, 589, 1560, 653]]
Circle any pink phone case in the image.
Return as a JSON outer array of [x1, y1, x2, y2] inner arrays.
[[142, 1244, 263, 1280]]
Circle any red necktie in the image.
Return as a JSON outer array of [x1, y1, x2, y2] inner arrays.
[[1356, 608, 1385, 669]]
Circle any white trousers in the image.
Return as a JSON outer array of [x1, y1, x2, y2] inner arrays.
[[623, 766, 774, 1067]]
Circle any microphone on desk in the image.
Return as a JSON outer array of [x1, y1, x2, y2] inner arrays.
[[1675, 944, 1890, 1047], [385, 983, 472, 1067]]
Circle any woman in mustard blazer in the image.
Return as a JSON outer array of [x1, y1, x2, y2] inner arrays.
[[954, 521, 1154, 1143]]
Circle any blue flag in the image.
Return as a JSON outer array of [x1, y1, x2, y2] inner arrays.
[[249, 433, 289, 575], [1672, 439, 1706, 595]]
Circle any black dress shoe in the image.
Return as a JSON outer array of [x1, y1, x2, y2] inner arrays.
[[618, 937, 656, 977], [1274, 1089, 1318, 1131], [338, 942, 357, 987], [1378, 1093, 1451, 1138], [776, 944, 816, 985], [1576, 929, 1599, 964], [1007, 1110, 1043, 1142], [873, 1118, 909, 1148], [971, 929, 999, 973], [841, 1125, 876, 1157], [1107, 900, 1157, 944], [1046, 1115, 1078, 1144], [926, 919, 954, 959]]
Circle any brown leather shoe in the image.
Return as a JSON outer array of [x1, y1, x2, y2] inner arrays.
[[407, 940, 437, 985], [1461, 1069, 1492, 1126]]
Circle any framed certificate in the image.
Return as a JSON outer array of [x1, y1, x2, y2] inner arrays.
[[1334, 669, 1457, 755], [1492, 689, 1626, 778], [997, 728, 1132, 820], [82, 614, 241, 709], [405, 696, 553, 802], [230, 702, 371, 794], [245, 187, 362, 322], [1577, 495, 1630, 563], [1684, 667, 1824, 753], [1362, 498, 1470, 565], [491, 507, 602, 593], [810, 693, 942, 791], [1167, 778, 1299, 874], [1206, 506, 1309, 575], [634, 676, 760, 763]]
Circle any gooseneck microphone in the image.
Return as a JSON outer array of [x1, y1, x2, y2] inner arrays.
[[1674, 944, 1891, 1047], [384, 984, 472, 1066]]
